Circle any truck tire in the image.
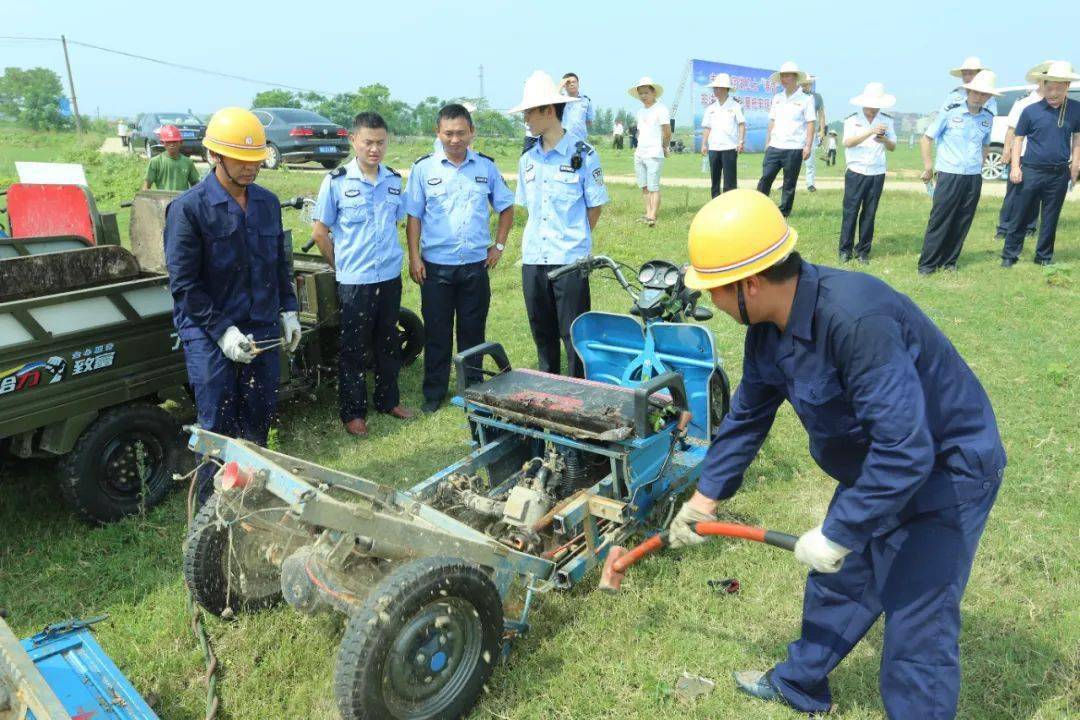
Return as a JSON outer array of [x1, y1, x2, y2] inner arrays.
[[398, 308, 424, 367], [334, 557, 502, 720], [182, 493, 283, 617], [58, 403, 182, 524]]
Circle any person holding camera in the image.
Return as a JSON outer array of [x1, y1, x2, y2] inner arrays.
[[838, 83, 897, 264]]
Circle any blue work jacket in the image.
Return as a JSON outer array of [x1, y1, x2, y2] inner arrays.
[[698, 261, 1006, 552], [165, 171, 298, 341]]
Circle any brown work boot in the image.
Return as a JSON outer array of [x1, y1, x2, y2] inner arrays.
[[344, 418, 368, 436], [380, 405, 416, 420]]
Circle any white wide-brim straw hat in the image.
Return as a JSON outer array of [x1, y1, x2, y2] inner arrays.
[[508, 71, 580, 113], [960, 70, 1002, 97], [949, 56, 986, 78], [709, 73, 733, 89], [1028, 59, 1080, 83], [850, 82, 896, 109], [628, 76, 664, 99], [770, 61, 808, 84]]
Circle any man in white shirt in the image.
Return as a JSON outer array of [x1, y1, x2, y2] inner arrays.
[[613, 120, 625, 150], [631, 76, 671, 226], [839, 83, 897, 264], [700, 73, 746, 197], [995, 62, 1052, 240], [757, 61, 816, 216], [801, 75, 827, 192]]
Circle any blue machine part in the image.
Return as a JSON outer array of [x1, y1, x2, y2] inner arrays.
[[572, 312, 720, 440], [8, 617, 159, 720]]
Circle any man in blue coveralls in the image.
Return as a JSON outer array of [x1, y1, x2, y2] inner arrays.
[[311, 112, 415, 437], [165, 107, 301, 504], [669, 189, 1006, 718], [405, 103, 514, 413]]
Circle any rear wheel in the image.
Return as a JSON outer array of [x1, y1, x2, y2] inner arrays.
[[398, 308, 425, 367], [58, 403, 181, 523], [264, 143, 282, 170], [982, 147, 1005, 180], [182, 493, 284, 617], [333, 557, 503, 720]]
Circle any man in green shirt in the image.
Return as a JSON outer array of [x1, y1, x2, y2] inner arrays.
[[143, 124, 200, 191]]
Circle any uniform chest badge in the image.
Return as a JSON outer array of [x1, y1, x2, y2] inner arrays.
[[475, 176, 488, 184], [559, 164, 575, 173], [344, 189, 361, 197], [388, 187, 401, 195], [427, 178, 442, 185]]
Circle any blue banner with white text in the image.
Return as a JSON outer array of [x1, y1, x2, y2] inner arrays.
[[692, 59, 778, 153]]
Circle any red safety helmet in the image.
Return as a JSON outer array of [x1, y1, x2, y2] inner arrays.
[[158, 125, 183, 143]]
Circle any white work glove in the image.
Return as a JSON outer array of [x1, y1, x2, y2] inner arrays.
[[217, 326, 257, 364], [668, 502, 715, 548], [794, 524, 851, 573], [280, 311, 302, 353]]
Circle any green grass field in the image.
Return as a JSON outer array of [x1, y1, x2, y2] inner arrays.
[[0, 134, 1077, 719]]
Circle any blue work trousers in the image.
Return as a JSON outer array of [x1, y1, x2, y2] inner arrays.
[[770, 476, 1001, 718], [183, 331, 280, 503]]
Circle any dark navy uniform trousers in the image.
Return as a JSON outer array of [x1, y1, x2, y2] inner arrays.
[[995, 176, 1038, 237], [838, 171, 885, 259], [521, 264, 590, 378], [1001, 163, 1071, 264], [338, 278, 402, 421], [757, 147, 804, 216], [918, 172, 982, 272], [420, 260, 489, 401]]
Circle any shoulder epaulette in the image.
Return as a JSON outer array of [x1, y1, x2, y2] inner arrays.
[[329, 166, 346, 179], [522, 135, 539, 155], [386, 166, 401, 177], [944, 102, 962, 111], [477, 152, 496, 163], [880, 112, 893, 119], [578, 141, 595, 156], [581, 94, 591, 101], [845, 112, 857, 119], [980, 107, 993, 116], [412, 153, 432, 165]]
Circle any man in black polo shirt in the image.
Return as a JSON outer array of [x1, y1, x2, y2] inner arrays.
[[1001, 60, 1080, 267]]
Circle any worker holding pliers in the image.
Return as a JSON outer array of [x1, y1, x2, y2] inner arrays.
[[165, 106, 301, 504], [669, 189, 1006, 718]]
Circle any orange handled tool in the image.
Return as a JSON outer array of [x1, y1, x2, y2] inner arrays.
[[598, 522, 798, 592]]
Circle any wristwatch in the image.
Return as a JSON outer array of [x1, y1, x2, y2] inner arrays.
[[495, 243, 505, 251]]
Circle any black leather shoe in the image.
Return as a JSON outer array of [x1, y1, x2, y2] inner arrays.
[[839, 251, 853, 263], [857, 255, 870, 265], [421, 397, 444, 414], [1001, 258, 1016, 268]]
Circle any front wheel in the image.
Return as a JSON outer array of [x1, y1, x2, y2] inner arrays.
[[333, 557, 503, 720], [58, 403, 181, 523]]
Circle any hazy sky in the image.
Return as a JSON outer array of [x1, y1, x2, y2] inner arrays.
[[5, 0, 1077, 125]]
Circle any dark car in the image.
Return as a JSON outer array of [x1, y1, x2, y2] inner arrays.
[[252, 108, 351, 169], [129, 112, 207, 161]]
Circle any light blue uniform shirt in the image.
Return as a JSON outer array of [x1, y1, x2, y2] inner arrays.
[[515, 133, 609, 265], [562, 94, 595, 142], [924, 102, 993, 175], [943, 88, 997, 116], [314, 159, 405, 284], [404, 148, 514, 265]]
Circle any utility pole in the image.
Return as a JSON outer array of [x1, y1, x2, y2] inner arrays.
[[60, 35, 83, 133], [478, 65, 484, 104]]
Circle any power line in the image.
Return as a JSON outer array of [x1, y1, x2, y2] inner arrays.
[[0, 35, 332, 95]]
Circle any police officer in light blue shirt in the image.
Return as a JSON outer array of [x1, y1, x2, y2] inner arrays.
[[510, 71, 609, 377], [560, 72, 595, 142], [943, 57, 998, 115], [918, 70, 998, 274], [311, 111, 414, 437], [405, 103, 515, 412]]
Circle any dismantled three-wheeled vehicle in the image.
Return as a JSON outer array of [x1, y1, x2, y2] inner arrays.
[[183, 254, 738, 719]]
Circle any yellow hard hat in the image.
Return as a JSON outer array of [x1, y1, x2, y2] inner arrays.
[[202, 107, 268, 162], [684, 189, 798, 290]]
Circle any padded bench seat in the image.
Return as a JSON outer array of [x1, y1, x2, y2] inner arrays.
[[0, 245, 142, 303]]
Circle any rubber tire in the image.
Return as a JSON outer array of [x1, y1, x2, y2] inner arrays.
[[982, 145, 1005, 181], [182, 494, 283, 617], [321, 160, 340, 170], [264, 143, 281, 170], [708, 363, 732, 432], [58, 403, 181, 524], [398, 308, 425, 367], [333, 556, 503, 720]]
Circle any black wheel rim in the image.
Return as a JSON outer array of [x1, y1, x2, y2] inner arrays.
[[382, 597, 484, 717], [98, 431, 167, 502]]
